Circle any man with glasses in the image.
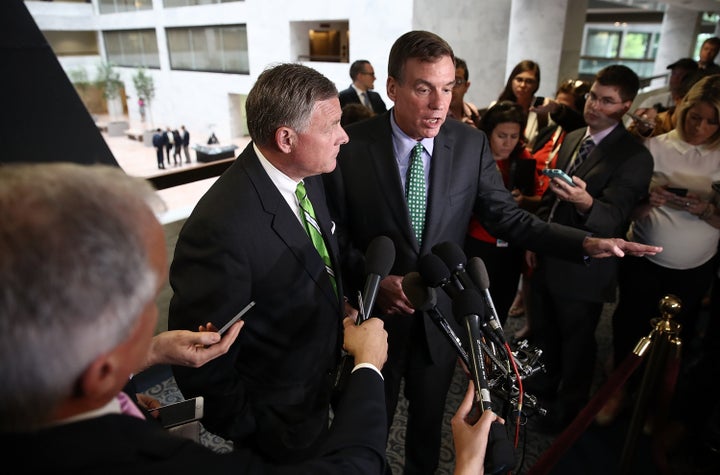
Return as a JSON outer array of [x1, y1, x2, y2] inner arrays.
[[339, 60, 387, 114], [447, 57, 481, 128], [524, 65, 654, 434]]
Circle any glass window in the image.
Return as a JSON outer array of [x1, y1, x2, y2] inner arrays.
[[167, 25, 249, 74], [621, 32, 651, 59], [585, 30, 621, 58], [103, 30, 160, 68], [164, 0, 243, 7], [98, 0, 153, 14]]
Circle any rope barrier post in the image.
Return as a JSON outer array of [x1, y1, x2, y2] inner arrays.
[[618, 295, 682, 474]]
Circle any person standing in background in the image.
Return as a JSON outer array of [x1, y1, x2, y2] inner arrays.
[[181, 125, 191, 163], [492, 60, 548, 149], [697, 37, 720, 74], [152, 128, 165, 169], [447, 57, 481, 128], [172, 128, 182, 166], [164, 127, 174, 166], [339, 60, 387, 114]]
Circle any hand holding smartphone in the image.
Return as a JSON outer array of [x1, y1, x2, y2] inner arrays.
[[541, 168, 575, 187], [148, 397, 204, 428], [665, 186, 688, 197]]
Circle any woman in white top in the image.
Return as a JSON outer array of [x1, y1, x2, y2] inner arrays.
[[611, 74, 720, 368]]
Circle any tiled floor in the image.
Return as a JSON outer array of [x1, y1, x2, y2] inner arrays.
[[100, 116, 250, 222]]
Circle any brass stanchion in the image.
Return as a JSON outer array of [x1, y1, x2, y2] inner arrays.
[[618, 295, 683, 474]]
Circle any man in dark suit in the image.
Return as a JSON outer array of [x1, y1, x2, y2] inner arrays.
[[152, 127, 165, 169], [181, 125, 191, 163], [167, 63, 369, 464], [526, 65, 653, 433], [323, 31, 662, 474], [0, 162, 390, 475], [339, 59, 387, 114]]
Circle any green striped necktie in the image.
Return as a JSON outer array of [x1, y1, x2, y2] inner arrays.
[[296, 181, 337, 295]]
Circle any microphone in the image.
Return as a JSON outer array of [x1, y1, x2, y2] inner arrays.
[[452, 288, 516, 475], [431, 241, 476, 291], [418, 253, 461, 300], [358, 235, 396, 323], [467, 257, 507, 345], [401, 272, 469, 368]]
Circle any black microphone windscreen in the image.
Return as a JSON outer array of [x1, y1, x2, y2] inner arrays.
[[401, 272, 437, 311], [452, 288, 486, 324], [418, 253, 453, 288], [467, 257, 490, 291], [365, 235, 396, 277], [431, 241, 467, 270]]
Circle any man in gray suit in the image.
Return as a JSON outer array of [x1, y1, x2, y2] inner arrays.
[[324, 30, 661, 474]]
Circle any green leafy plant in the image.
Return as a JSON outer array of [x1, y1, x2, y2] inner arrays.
[[132, 68, 155, 126], [96, 61, 122, 100]]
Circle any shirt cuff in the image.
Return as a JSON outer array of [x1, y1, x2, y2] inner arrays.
[[352, 363, 384, 380]]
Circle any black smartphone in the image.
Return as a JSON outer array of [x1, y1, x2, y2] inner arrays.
[[533, 96, 545, 108], [148, 397, 204, 428], [217, 300, 255, 336], [666, 186, 688, 197]]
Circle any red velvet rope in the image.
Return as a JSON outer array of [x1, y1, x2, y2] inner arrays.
[[527, 351, 644, 475]]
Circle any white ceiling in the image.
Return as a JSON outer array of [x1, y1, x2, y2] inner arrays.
[[656, 0, 720, 12]]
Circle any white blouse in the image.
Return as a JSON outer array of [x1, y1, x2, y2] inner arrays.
[[629, 130, 720, 269]]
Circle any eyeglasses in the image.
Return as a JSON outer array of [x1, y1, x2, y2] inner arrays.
[[584, 91, 623, 108], [513, 76, 537, 86]]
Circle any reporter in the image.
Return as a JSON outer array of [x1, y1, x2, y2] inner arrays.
[[0, 162, 388, 474]]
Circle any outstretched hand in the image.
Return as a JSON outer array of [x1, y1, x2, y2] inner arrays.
[[142, 320, 243, 370], [583, 236, 662, 258]]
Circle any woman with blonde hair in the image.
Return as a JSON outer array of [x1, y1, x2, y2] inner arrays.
[[609, 74, 720, 407]]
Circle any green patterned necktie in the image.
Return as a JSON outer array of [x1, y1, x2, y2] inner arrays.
[[407, 142, 426, 245], [296, 181, 337, 295]]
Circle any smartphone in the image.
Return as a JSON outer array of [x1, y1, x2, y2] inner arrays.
[[148, 397, 204, 428], [627, 113, 655, 129], [665, 186, 688, 197], [218, 300, 255, 335], [541, 168, 575, 186], [533, 96, 545, 108]]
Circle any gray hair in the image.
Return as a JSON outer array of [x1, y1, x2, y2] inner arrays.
[[0, 163, 165, 431], [245, 63, 339, 147]]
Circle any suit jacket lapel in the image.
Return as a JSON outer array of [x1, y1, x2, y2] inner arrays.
[[423, 127, 455, 254], [367, 117, 421, 251], [243, 150, 339, 305], [556, 129, 584, 172]]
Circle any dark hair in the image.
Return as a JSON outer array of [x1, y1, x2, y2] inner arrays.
[[455, 57, 469, 81], [349, 60, 371, 81], [556, 79, 591, 112], [246, 63, 338, 147], [498, 60, 541, 102], [341, 103, 374, 127], [480, 101, 527, 135], [703, 36, 720, 48], [595, 65, 640, 102], [388, 31, 454, 84]]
